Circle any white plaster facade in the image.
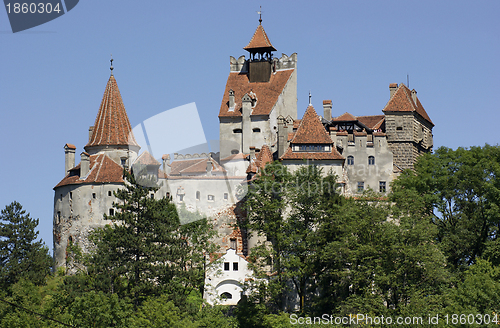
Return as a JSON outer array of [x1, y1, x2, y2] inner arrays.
[[204, 249, 253, 305]]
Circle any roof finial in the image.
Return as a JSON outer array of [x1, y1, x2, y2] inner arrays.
[[309, 90, 312, 106], [257, 6, 262, 24], [110, 54, 114, 76]]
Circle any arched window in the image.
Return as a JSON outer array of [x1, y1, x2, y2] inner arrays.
[[368, 156, 375, 165], [220, 292, 232, 299], [231, 149, 239, 155], [347, 156, 354, 165]]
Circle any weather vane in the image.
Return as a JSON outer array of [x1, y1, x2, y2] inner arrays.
[[257, 6, 262, 24], [309, 90, 312, 106], [110, 54, 114, 75]]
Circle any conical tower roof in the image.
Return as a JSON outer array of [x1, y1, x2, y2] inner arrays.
[[291, 106, 333, 144], [85, 74, 140, 152], [243, 23, 276, 53]]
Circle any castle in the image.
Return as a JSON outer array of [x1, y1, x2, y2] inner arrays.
[[53, 18, 433, 305]]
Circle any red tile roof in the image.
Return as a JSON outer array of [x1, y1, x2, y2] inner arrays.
[[54, 154, 125, 189], [333, 112, 357, 122], [353, 130, 367, 136], [85, 75, 139, 151], [134, 151, 160, 166], [243, 24, 277, 52], [280, 147, 344, 160], [169, 158, 224, 175], [357, 115, 385, 129], [290, 106, 332, 144], [258, 145, 273, 166], [383, 84, 434, 126], [220, 153, 249, 162], [218, 70, 294, 117], [65, 143, 76, 150]]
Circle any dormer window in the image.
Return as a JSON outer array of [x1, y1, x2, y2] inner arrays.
[[298, 144, 327, 152]]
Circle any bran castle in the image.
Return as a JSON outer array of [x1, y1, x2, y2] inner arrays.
[[53, 19, 434, 305]]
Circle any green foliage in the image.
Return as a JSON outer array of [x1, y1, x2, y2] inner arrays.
[[392, 145, 500, 271], [86, 170, 217, 310], [0, 201, 52, 290]]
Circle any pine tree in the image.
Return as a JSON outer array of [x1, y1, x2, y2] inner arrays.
[[87, 170, 216, 309], [0, 201, 52, 290]]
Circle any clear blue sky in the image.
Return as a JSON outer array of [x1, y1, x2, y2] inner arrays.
[[1, 1, 499, 253]]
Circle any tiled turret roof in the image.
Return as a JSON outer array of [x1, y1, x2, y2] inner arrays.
[[243, 24, 276, 52], [382, 83, 434, 126], [54, 154, 125, 188], [85, 75, 139, 151], [290, 106, 332, 144]]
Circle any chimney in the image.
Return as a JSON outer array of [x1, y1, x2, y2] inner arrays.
[[277, 116, 289, 158], [229, 89, 235, 109], [241, 94, 252, 154], [329, 127, 337, 144], [88, 126, 94, 142], [411, 89, 417, 104], [389, 83, 398, 99], [249, 146, 256, 160], [80, 152, 90, 177], [64, 143, 76, 176], [206, 158, 213, 176], [323, 100, 332, 121], [162, 154, 171, 175]]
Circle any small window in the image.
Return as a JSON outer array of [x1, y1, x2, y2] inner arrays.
[[109, 208, 115, 216], [121, 158, 126, 166], [357, 182, 364, 192], [224, 193, 228, 201], [178, 194, 184, 202], [92, 193, 96, 199], [224, 262, 230, 271], [253, 128, 261, 133], [108, 191, 112, 197], [230, 238, 237, 249], [69, 192, 73, 200], [347, 156, 354, 165], [231, 149, 239, 155], [166, 192, 170, 199], [221, 292, 232, 300], [368, 156, 375, 165], [379, 181, 387, 193], [56, 211, 61, 224], [196, 191, 200, 200], [233, 262, 239, 271], [60, 194, 63, 201], [150, 193, 154, 199], [208, 195, 215, 201], [233, 128, 242, 134], [396, 126, 403, 131]]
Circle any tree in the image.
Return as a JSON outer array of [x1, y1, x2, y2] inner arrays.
[[392, 145, 500, 272], [242, 162, 341, 313], [0, 201, 52, 290], [86, 170, 216, 309], [241, 161, 291, 312]]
